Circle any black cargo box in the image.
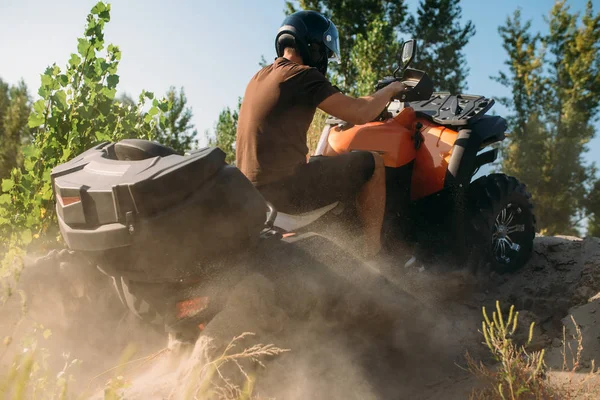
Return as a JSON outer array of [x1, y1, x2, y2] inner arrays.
[[51, 139, 269, 279]]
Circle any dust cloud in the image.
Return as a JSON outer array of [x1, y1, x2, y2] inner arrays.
[[0, 233, 484, 399], [4, 235, 598, 399]]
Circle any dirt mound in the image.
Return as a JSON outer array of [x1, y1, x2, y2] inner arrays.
[[2, 235, 599, 399], [471, 236, 600, 348]]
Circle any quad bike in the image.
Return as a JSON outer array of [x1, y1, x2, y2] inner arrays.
[[48, 139, 420, 343], [273, 39, 537, 274]]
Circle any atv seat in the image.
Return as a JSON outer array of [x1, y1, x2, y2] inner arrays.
[[114, 139, 179, 161]]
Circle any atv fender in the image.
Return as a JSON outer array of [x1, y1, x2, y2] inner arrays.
[[447, 115, 507, 185]]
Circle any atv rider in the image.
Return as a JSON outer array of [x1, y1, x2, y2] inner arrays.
[[236, 10, 408, 259]]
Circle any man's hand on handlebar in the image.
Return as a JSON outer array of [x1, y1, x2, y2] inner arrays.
[[375, 77, 408, 99], [387, 81, 408, 100]]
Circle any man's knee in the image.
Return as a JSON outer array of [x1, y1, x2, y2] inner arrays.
[[368, 151, 385, 170], [345, 151, 377, 182], [363, 152, 385, 191], [356, 151, 385, 184]]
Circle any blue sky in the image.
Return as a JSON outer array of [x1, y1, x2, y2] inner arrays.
[[0, 0, 598, 167]]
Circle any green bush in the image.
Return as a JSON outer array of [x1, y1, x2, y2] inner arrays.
[[0, 1, 172, 300]]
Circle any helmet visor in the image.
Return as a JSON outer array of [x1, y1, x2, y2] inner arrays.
[[323, 23, 341, 64]]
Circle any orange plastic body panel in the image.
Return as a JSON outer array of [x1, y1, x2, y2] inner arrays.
[[410, 118, 459, 200], [325, 107, 418, 168], [324, 107, 459, 201]]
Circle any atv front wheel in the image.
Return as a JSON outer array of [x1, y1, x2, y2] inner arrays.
[[467, 174, 536, 273]]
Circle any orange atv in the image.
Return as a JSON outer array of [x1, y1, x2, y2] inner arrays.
[[273, 40, 536, 274]]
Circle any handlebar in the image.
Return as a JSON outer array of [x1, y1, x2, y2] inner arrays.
[[375, 68, 434, 103]]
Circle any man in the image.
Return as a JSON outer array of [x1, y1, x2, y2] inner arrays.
[[235, 10, 408, 260]]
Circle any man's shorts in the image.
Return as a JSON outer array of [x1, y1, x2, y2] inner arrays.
[[256, 151, 376, 214]]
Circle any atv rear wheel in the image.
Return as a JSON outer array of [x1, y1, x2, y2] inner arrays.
[[467, 174, 536, 274]]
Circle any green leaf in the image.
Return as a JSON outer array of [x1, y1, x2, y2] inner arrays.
[[77, 38, 91, 57], [62, 148, 72, 161], [33, 99, 46, 115], [41, 187, 53, 202], [1, 179, 15, 192], [41, 74, 54, 87], [97, 98, 112, 115], [99, 10, 110, 21], [0, 194, 10, 205], [145, 91, 154, 100], [24, 157, 36, 171], [148, 106, 159, 116], [58, 74, 69, 87], [107, 44, 121, 61], [54, 90, 68, 110], [79, 105, 93, 119], [99, 60, 110, 73], [37, 86, 48, 98], [101, 87, 117, 99], [22, 145, 38, 158], [106, 74, 119, 88], [94, 131, 106, 142], [91, 2, 106, 14], [69, 53, 82, 67], [157, 100, 170, 113], [144, 113, 154, 123]]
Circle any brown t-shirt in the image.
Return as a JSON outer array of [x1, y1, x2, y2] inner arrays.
[[235, 57, 340, 186]]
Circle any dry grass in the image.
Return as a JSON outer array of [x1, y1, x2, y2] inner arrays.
[[182, 332, 290, 400], [555, 316, 600, 399], [465, 301, 600, 400], [0, 326, 289, 400]]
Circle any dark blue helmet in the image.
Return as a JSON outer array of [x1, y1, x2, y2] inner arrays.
[[275, 10, 341, 75]]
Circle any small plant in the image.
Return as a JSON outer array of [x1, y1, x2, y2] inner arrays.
[[182, 332, 289, 400], [466, 301, 600, 399], [466, 301, 557, 400]]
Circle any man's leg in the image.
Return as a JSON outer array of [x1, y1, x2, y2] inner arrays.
[[256, 152, 386, 259], [356, 152, 386, 259]]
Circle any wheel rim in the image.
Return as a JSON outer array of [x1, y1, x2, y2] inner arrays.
[[492, 203, 526, 265]]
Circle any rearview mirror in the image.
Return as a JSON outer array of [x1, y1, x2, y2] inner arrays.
[[400, 39, 417, 69]]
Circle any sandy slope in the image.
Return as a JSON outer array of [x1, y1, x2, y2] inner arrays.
[[1, 235, 599, 399]]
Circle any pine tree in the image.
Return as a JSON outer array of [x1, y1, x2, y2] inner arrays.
[[0, 78, 31, 180], [405, 0, 475, 94], [492, 10, 547, 208], [155, 86, 198, 154], [540, 0, 600, 234], [496, 1, 600, 235]]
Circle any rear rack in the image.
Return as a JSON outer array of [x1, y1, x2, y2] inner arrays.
[[408, 92, 495, 127]]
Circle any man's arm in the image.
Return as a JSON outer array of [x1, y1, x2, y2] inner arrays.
[[317, 81, 406, 125]]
